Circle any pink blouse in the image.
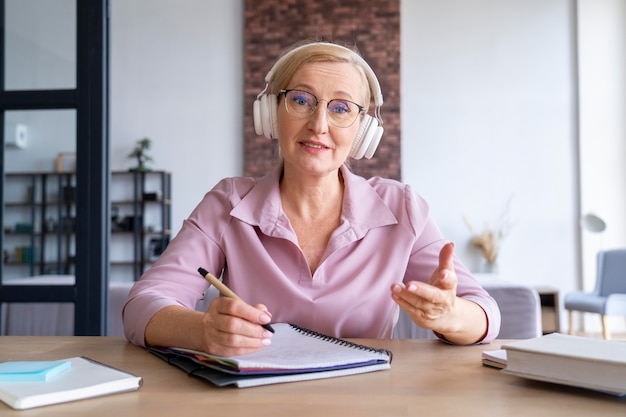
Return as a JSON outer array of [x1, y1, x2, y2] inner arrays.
[[123, 165, 501, 345]]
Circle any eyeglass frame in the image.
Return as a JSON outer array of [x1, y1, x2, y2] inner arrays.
[[279, 89, 365, 128]]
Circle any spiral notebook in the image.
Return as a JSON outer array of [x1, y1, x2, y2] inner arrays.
[[149, 323, 392, 388]]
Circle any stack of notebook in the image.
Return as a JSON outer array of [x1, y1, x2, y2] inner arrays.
[[482, 333, 626, 396], [149, 322, 393, 388]]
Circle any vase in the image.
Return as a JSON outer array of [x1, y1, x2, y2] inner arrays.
[[480, 260, 499, 274], [129, 165, 152, 172]]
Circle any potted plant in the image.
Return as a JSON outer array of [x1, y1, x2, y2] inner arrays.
[[128, 138, 153, 172]]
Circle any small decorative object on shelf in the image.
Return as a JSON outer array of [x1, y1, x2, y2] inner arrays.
[[142, 191, 162, 202], [55, 152, 76, 173], [148, 236, 170, 261], [128, 137, 153, 172]]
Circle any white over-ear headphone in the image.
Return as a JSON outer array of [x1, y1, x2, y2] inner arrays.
[[253, 43, 384, 160]]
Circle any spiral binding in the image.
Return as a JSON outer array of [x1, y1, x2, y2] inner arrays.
[[288, 323, 393, 362]]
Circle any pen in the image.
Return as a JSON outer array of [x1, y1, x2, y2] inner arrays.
[[197, 267, 275, 333]]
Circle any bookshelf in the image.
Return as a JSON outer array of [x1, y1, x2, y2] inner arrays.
[[110, 170, 172, 281], [2, 170, 171, 281]]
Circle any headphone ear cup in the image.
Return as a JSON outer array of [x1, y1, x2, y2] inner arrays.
[[253, 98, 264, 136], [350, 115, 382, 159], [350, 115, 371, 159], [266, 94, 278, 139], [364, 125, 384, 159], [253, 94, 278, 139]]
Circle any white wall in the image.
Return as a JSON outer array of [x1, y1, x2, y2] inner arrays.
[[577, 0, 626, 332], [578, 0, 626, 285], [110, 0, 243, 232], [402, 1, 578, 286]]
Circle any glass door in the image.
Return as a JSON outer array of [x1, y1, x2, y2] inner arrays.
[[0, 0, 109, 335]]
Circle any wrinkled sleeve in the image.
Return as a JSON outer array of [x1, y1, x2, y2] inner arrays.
[[402, 185, 501, 344], [122, 178, 240, 347]]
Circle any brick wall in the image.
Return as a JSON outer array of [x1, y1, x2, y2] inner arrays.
[[243, 0, 400, 180]]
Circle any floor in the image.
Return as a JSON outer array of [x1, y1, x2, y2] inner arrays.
[[572, 331, 626, 341], [559, 313, 626, 341]]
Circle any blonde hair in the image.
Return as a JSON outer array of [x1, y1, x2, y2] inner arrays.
[[268, 41, 372, 113]]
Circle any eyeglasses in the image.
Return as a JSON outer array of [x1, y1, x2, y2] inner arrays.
[[280, 89, 365, 128]]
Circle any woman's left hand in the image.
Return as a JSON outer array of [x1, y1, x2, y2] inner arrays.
[[391, 242, 460, 336]]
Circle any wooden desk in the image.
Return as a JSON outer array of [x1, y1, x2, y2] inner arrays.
[[0, 337, 624, 416]]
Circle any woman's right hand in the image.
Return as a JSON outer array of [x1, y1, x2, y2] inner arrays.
[[200, 297, 273, 356]]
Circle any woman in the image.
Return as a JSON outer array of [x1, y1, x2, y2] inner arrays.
[[123, 41, 501, 356]]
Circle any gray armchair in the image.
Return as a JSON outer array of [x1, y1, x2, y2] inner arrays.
[[565, 249, 626, 339]]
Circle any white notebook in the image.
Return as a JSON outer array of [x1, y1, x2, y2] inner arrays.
[[0, 356, 142, 410]]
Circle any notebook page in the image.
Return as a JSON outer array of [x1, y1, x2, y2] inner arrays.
[[173, 323, 390, 371]]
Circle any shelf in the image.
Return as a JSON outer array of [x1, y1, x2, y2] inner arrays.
[[3, 170, 172, 281]]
